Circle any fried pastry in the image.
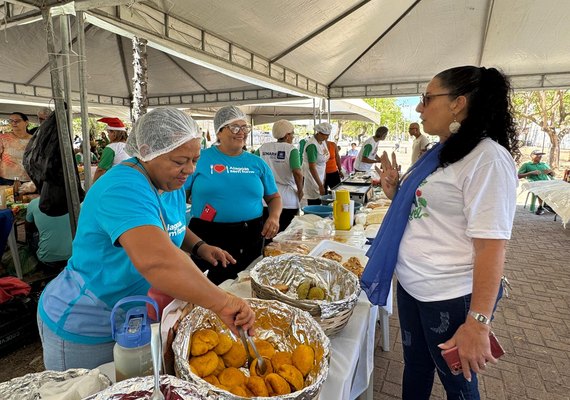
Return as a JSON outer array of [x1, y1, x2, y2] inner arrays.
[[296, 280, 312, 300], [189, 350, 218, 377], [277, 364, 304, 392], [249, 339, 275, 359], [249, 356, 273, 378], [246, 376, 269, 397], [229, 385, 249, 397], [218, 367, 246, 387], [212, 356, 225, 376], [213, 333, 233, 355], [190, 328, 219, 356], [221, 341, 247, 368], [321, 250, 342, 262], [265, 373, 291, 395], [202, 375, 219, 386], [271, 351, 293, 371], [272, 283, 290, 293], [342, 256, 364, 278], [292, 344, 315, 376]]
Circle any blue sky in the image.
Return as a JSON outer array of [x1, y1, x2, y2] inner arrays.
[[397, 96, 421, 122]]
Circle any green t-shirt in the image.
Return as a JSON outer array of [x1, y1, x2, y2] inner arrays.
[[305, 143, 318, 163], [97, 146, 116, 170], [518, 161, 551, 181]]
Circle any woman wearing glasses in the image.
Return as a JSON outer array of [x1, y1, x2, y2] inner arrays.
[[362, 66, 519, 399], [0, 112, 32, 185], [186, 106, 281, 285]]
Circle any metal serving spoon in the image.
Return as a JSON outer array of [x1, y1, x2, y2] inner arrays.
[[237, 326, 267, 375]]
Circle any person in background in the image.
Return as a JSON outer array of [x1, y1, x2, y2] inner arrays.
[[354, 126, 388, 173], [324, 138, 344, 191], [302, 122, 331, 205], [298, 133, 310, 164], [346, 142, 359, 157], [74, 147, 98, 166], [256, 119, 303, 232], [362, 66, 519, 399], [25, 197, 72, 272], [409, 122, 430, 164], [517, 149, 555, 215], [93, 117, 129, 182], [29, 107, 52, 135], [0, 112, 32, 185], [37, 108, 255, 371], [187, 106, 281, 285]]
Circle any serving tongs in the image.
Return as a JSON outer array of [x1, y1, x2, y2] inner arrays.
[[237, 326, 267, 375]]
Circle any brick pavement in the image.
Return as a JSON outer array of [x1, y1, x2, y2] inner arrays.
[[372, 205, 570, 399]]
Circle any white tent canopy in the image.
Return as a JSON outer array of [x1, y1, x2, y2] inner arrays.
[[1, 0, 569, 113], [188, 99, 380, 125]]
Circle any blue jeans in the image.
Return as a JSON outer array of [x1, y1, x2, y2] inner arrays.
[[397, 282, 503, 400], [37, 312, 115, 371]]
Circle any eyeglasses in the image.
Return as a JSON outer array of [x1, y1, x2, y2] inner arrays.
[[226, 124, 251, 134], [420, 93, 454, 107], [8, 119, 24, 124]]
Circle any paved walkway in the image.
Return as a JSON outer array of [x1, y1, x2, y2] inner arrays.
[[373, 205, 570, 399]]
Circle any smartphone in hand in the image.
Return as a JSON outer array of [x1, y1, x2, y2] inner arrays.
[[441, 331, 505, 375]]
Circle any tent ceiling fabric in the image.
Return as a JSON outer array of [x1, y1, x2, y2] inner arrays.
[[1, 0, 570, 116]]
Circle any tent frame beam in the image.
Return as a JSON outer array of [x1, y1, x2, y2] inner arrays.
[[84, 3, 328, 98], [330, 71, 570, 98]]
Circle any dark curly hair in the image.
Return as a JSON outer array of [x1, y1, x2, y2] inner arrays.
[[435, 66, 520, 166]]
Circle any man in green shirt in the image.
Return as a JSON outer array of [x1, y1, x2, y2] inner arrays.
[[518, 150, 555, 215]]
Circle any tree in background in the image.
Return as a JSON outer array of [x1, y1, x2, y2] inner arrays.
[[512, 90, 570, 169], [333, 98, 408, 143]]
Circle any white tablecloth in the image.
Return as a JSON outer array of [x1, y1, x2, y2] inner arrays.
[[219, 279, 378, 400], [521, 179, 570, 226]]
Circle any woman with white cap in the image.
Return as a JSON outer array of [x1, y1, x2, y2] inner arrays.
[[93, 117, 130, 182], [302, 122, 331, 205], [37, 108, 255, 370], [186, 106, 281, 285], [256, 119, 303, 232]]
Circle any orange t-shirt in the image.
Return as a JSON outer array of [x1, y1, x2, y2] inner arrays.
[[325, 141, 339, 174]]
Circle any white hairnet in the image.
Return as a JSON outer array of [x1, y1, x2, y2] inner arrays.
[[214, 106, 247, 133], [314, 122, 332, 135], [125, 108, 200, 162], [272, 119, 294, 139]]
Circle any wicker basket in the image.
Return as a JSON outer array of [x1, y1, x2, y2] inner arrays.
[[250, 254, 361, 336]]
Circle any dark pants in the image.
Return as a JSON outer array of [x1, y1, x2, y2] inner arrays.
[[325, 171, 341, 192], [263, 207, 298, 234], [307, 198, 321, 205], [397, 282, 503, 400], [189, 216, 263, 285]]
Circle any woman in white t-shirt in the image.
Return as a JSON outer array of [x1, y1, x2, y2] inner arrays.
[[362, 66, 519, 399], [93, 117, 130, 183]]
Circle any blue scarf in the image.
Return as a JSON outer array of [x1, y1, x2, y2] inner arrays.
[[361, 143, 442, 306]]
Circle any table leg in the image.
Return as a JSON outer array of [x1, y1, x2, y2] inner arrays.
[[7, 225, 23, 279], [530, 193, 537, 212]]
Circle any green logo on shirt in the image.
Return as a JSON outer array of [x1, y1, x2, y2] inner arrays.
[[409, 180, 429, 220]]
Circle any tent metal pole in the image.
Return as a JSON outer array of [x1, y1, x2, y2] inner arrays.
[[327, 98, 331, 123], [312, 98, 316, 127], [60, 14, 74, 134], [77, 11, 92, 191], [43, 8, 80, 237]]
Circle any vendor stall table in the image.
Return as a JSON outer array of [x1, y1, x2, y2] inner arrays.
[[97, 273, 381, 400], [520, 179, 570, 226]]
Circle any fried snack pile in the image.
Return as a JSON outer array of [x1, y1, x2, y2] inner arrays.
[[188, 329, 316, 397]]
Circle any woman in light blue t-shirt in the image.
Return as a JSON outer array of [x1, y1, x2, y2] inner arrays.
[[37, 108, 255, 371]]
